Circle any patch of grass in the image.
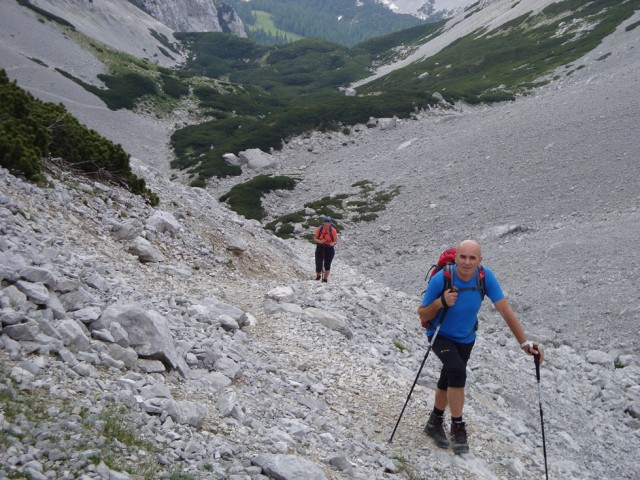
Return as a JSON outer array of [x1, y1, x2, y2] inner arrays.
[[392, 455, 419, 480], [264, 180, 400, 238], [245, 10, 303, 43], [393, 341, 408, 352], [304, 194, 349, 217], [100, 409, 153, 449], [170, 472, 197, 480], [54, 31, 191, 117], [56, 68, 157, 110], [0, 367, 163, 480], [352, 212, 379, 223]]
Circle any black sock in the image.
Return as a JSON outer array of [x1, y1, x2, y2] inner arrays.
[[432, 407, 445, 417], [451, 416, 464, 424]]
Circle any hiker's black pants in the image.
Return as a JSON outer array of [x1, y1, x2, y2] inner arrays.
[[315, 245, 335, 272], [428, 335, 475, 389]]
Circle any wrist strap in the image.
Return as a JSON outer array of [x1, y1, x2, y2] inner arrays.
[[520, 340, 534, 349], [440, 292, 448, 308]]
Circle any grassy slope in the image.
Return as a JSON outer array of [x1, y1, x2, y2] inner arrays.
[[362, 0, 640, 102], [245, 10, 303, 42]]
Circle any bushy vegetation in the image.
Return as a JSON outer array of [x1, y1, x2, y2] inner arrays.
[[219, 175, 298, 220], [49, 27, 189, 114], [57, 69, 158, 110], [167, 0, 638, 185], [160, 73, 190, 99], [172, 84, 438, 185], [149, 28, 180, 55], [264, 180, 400, 239], [0, 69, 158, 204]]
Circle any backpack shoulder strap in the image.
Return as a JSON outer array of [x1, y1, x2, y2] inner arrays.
[[477, 265, 486, 300], [443, 263, 454, 292]]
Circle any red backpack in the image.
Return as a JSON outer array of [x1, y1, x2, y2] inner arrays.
[[421, 247, 486, 328]]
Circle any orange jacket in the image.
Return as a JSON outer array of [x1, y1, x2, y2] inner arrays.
[[314, 224, 338, 245]]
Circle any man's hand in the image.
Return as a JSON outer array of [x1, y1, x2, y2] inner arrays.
[[521, 341, 544, 363], [441, 287, 458, 307]]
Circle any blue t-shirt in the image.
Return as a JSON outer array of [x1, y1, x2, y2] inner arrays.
[[420, 265, 504, 343]]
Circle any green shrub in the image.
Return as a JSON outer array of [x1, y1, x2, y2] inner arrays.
[[626, 20, 640, 31], [17, 0, 76, 30], [219, 175, 298, 219], [0, 69, 158, 204], [161, 73, 189, 98], [55, 69, 157, 110], [276, 222, 295, 236], [149, 28, 180, 54], [353, 213, 378, 222]]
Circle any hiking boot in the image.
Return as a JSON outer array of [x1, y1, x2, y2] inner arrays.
[[424, 412, 450, 448], [450, 421, 469, 454], [315, 274, 321, 280]]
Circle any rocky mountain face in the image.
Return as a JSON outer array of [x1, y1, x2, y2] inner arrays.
[[136, 0, 246, 36], [27, 0, 185, 66]]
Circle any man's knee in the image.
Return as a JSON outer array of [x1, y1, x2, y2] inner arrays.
[[443, 364, 467, 388]]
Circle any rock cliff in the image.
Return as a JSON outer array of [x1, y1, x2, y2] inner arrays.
[[137, 0, 246, 36]]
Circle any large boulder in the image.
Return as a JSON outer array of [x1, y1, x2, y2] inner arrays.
[[238, 148, 278, 170], [92, 304, 189, 376], [146, 210, 182, 236]]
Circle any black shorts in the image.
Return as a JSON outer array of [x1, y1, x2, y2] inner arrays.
[[428, 335, 475, 389], [315, 245, 335, 272]]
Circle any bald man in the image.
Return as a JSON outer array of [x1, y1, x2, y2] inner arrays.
[[418, 240, 543, 454]]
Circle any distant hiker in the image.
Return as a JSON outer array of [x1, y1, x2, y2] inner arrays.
[[313, 216, 338, 282], [418, 239, 543, 454]]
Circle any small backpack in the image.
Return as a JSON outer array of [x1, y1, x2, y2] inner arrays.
[[421, 247, 486, 328]]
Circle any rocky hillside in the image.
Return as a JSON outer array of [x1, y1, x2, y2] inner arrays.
[[2, 141, 639, 480], [381, 0, 477, 19], [255, 6, 640, 355]]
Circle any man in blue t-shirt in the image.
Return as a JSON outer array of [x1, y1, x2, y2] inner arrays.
[[418, 239, 543, 454]]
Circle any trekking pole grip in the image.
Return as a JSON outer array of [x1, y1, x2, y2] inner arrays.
[[534, 353, 541, 381]]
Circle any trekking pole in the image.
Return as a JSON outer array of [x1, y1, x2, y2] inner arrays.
[[534, 353, 549, 480], [389, 307, 449, 444]]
